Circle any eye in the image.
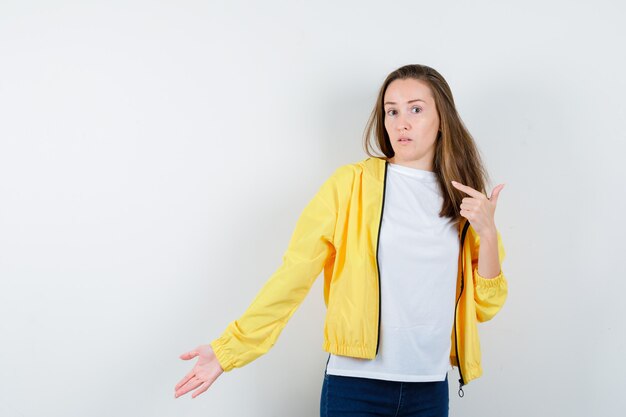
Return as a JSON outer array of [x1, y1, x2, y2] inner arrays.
[[411, 106, 422, 113], [386, 109, 396, 116]]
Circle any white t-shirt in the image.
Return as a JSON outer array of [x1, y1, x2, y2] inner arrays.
[[325, 162, 460, 382]]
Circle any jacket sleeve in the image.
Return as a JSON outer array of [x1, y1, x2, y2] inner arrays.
[[472, 228, 508, 323], [209, 169, 340, 372]]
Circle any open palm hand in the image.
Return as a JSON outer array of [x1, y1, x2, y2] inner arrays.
[[175, 344, 224, 399]]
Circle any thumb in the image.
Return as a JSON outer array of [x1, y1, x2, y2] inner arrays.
[[489, 183, 505, 204], [179, 350, 199, 360]]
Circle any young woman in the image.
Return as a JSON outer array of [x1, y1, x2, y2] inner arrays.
[[175, 64, 508, 417]]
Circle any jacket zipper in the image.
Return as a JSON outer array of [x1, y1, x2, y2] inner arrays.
[[374, 160, 389, 355], [454, 219, 471, 397], [375, 160, 469, 396]]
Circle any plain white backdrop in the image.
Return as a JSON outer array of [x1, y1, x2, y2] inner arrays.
[[1, 0, 624, 416]]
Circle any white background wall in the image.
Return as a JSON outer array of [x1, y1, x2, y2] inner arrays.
[[1, 1, 624, 416]]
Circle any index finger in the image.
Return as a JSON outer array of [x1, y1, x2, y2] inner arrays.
[[451, 181, 486, 199]]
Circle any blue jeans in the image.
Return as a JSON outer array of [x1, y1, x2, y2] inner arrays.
[[320, 370, 449, 417]]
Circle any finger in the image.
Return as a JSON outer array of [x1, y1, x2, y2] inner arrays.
[[175, 377, 203, 398], [451, 181, 485, 199], [460, 208, 476, 219], [461, 197, 480, 206], [489, 184, 505, 203], [179, 350, 199, 360], [191, 380, 213, 399], [175, 371, 196, 391]]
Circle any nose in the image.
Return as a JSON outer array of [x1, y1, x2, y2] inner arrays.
[[395, 112, 411, 134], [396, 113, 411, 132]]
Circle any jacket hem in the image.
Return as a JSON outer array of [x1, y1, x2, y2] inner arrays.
[[323, 341, 375, 359], [462, 361, 483, 383]]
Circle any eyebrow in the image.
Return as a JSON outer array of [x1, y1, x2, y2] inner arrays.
[[383, 99, 426, 106]]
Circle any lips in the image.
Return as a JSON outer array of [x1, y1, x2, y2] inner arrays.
[[398, 137, 412, 142]]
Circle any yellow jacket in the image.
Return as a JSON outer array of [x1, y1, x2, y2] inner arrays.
[[210, 156, 508, 397]]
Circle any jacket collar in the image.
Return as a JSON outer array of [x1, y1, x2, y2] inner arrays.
[[363, 156, 387, 182]]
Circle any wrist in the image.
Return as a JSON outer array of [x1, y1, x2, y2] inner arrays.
[[480, 226, 498, 243]]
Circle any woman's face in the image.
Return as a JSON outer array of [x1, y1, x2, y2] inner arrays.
[[383, 78, 440, 171]]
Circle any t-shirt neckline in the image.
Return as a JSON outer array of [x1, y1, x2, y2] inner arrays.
[[388, 162, 438, 182]]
